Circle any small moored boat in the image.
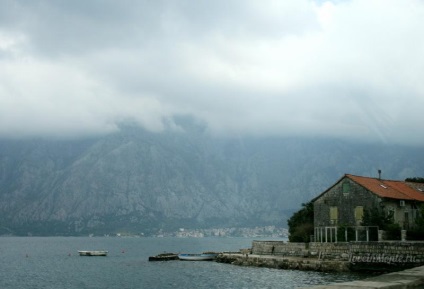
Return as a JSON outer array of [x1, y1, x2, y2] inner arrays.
[[78, 250, 108, 256], [178, 253, 218, 261], [148, 252, 179, 261]]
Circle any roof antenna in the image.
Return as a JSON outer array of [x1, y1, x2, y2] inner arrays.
[[378, 169, 381, 180]]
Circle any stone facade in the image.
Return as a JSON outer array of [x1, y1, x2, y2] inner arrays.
[[314, 176, 381, 228], [383, 199, 418, 230]]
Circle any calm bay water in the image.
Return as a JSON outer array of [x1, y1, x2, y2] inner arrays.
[[0, 237, 367, 289]]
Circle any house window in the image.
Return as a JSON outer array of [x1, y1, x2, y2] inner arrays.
[[354, 206, 364, 225], [387, 206, 396, 222], [330, 207, 338, 225], [342, 182, 350, 195], [411, 207, 418, 219], [404, 211, 410, 230]]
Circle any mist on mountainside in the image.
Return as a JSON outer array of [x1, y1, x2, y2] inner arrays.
[[1, 123, 423, 236]]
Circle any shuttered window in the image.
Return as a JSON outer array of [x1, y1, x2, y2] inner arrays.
[[330, 207, 338, 224], [342, 182, 350, 193], [354, 206, 364, 222]]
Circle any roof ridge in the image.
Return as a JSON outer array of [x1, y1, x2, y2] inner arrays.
[[347, 173, 402, 183], [383, 179, 405, 183]]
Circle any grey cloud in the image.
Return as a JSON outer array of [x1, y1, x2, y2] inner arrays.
[[2, 1, 318, 57], [0, 0, 424, 145]]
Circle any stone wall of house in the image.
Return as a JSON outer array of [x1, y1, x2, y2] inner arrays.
[[314, 177, 381, 227], [383, 199, 416, 230]]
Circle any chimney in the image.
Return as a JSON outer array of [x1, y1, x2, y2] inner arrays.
[[378, 169, 382, 180]]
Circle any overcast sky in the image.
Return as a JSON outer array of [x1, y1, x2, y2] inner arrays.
[[0, 0, 423, 144]]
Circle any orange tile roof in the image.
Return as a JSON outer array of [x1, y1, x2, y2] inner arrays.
[[346, 174, 424, 202]]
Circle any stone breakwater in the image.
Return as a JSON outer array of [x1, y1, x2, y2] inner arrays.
[[216, 254, 424, 288], [216, 241, 424, 273], [216, 253, 350, 272]]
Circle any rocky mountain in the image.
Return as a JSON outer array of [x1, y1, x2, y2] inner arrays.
[[1, 125, 423, 236]]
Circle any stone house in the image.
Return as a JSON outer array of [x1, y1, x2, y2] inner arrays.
[[312, 174, 424, 242]]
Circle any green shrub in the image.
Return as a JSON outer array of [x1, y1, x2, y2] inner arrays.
[[287, 202, 314, 243]]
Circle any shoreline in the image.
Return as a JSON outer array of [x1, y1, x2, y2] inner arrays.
[[216, 253, 424, 288], [216, 253, 351, 272], [303, 265, 424, 289]]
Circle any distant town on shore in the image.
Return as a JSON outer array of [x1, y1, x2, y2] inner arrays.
[[108, 226, 288, 238]]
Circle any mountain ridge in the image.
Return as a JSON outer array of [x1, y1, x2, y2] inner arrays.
[[1, 126, 423, 236]]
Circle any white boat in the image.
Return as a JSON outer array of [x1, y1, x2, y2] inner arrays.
[[78, 250, 108, 256], [178, 253, 218, 261]]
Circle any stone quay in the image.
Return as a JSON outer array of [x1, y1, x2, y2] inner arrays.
[[216, 240, 424, 288]]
